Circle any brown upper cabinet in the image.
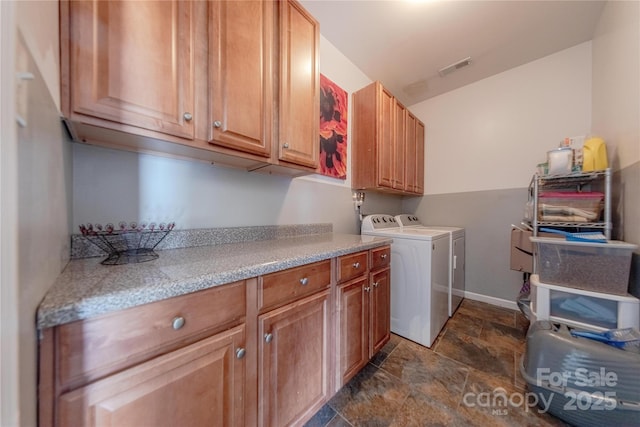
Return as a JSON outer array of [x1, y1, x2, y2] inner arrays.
[[277, 0, 321, 169], [352, 81, 425, 195], [61, 0, 319, 175], [63, 0, 198, 140]]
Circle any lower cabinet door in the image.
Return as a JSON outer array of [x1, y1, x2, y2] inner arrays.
[[258, 290, 330, 427], [337, 276, 368, 386], [57, 325, 246, 427], [370, 267, 391, 355]]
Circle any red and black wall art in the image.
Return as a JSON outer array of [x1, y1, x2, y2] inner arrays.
[[318, 74, 348, 179]]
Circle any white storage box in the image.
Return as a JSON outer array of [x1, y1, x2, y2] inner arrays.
[[530, 237, 637, 295], [530, 274, 640, 331]]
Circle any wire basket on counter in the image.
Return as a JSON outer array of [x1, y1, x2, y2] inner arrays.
[[78, 222, 175, 265]]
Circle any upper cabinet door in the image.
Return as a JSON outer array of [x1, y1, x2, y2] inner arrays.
[[404, 112, 417, 193], [69, 0, 196, 140], [392, 100, 406, 190], [415, 120, 425, 194], [209, 1, 273, 157], [376, 86, 395, 188], [278, 0, 320, 169]]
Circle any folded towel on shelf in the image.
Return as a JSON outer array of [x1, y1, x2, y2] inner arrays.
[[540, 214, 591, 222], [540, 204, 599, 220]]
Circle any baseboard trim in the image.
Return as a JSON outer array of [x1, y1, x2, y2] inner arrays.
[[463, 291, 519, 311]]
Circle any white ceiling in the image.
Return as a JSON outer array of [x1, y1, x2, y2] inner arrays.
[[300, 0, 606, 106]]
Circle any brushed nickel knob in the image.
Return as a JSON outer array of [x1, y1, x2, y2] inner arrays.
[[183, 112, 193, 121], [264, 333, 273, 343], [236, 348, 246, 359], [172, 316, 185, 330], [373, 281, 379, 288], [353, 262, 360, 269], [300, 277, 309, 286], [364, 286, 371, 292], [213, 120, 222, 128], [381, 254, 388, 259], [282, 143, 290, 149]]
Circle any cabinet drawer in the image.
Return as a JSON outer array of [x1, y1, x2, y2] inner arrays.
[[259, 260, 331, 312], [337, 251, 368, 283], [370, 246, 390, 271], [56, 280, 246, 390]]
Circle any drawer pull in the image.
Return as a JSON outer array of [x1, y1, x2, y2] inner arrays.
[[171, 316, 185, 330], [264, 333, 273, 343], [299, 277, 309, 286], [380, 254, 388, 260], [364, 286, 371, 292], [353, 262, 360, 269], [373, 281, 379, 288], [236, 348, 246, 359]]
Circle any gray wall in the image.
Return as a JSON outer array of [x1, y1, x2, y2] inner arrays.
[[617, 161, 640, 297], [403, 162, 640, 303], [403, 188, 528, 303]]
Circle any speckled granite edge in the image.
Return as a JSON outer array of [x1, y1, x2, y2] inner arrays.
[[70, 223, 333, 259], [39, 233, 392, 329]]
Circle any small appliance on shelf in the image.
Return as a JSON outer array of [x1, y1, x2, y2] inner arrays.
[[78, 221, 175, 265]]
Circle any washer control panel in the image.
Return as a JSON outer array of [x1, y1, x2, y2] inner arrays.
[[361, 214, 400, 232]]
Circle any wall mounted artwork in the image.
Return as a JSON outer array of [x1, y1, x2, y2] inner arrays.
[[318, 74, 348, 179]]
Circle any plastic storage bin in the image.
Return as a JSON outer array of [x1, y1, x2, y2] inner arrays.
[[521, 321, 640, 427], [530, 275, 640, 331], [538, 191, 603, 222], [530, 237, 637, 295]]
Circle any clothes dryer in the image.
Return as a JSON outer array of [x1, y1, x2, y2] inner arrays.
[[395, 214, 465, 316]]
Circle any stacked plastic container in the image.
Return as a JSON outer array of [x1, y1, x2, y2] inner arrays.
[[529, 236, 639, 330], [521, 236, 640, 425]]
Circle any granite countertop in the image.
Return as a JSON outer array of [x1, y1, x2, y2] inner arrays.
[[37, 232, 392, 329]]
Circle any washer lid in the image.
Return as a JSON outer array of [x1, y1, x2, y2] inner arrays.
[[362, 227, 449, 241], [420, 226, 464, 235]]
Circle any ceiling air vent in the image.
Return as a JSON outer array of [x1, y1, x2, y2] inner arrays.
[[438, 56, 472, 77]]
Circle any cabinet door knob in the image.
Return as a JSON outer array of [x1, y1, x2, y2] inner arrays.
[[183, 112, 193, 121], [364, 286, 371, 292], [171, 316, 185, 330], [282, 143, 289, 149], [213, 120, 222, 128], [353, 262, 360, 269], [299, 277, 309, 286], [380, 253, 388, 260], [264, 333, 273, 343], [235, 348, 246, 359], [373, 281, 379, 288]]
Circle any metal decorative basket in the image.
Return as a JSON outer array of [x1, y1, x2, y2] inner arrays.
[[78, 222, 175, 265]]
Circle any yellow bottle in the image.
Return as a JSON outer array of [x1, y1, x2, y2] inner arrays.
[[582, 137, 608, 171]]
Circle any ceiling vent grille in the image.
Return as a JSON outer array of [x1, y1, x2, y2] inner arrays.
[[438, 56, 472, 77]]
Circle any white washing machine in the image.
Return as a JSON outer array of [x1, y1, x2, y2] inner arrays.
[[395, 214, 465, 317], [361, 214, 450, 348]]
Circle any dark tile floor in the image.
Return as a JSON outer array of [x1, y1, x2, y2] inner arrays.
[[305, 299, 569, 427]]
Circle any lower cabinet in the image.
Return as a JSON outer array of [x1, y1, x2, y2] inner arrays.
[[336, 246, 391, 387], [57, 325, 246, 427], [258, 290, 330, 427], [337, 276, 369, 385], [39, 247, 390, 427], [39, 280, 248, 427], [370, 267, 391, 355]]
